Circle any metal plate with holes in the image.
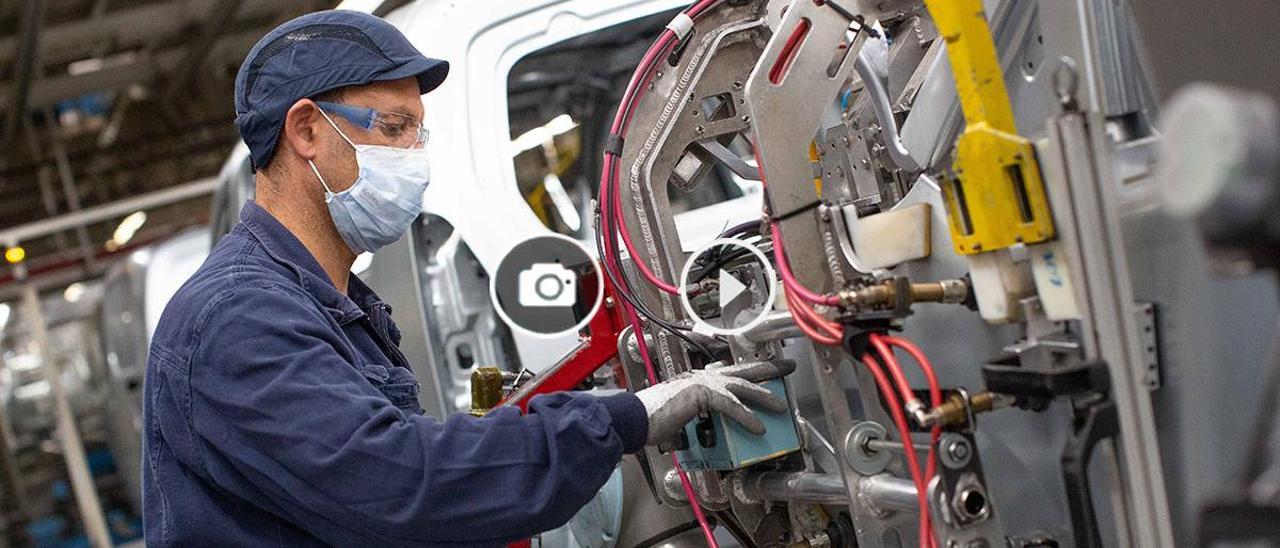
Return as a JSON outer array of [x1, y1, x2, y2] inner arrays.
[[1134, 302, 1161, 391]]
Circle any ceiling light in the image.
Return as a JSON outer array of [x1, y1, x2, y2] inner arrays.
[[110, 211, 148, 250], [63, 283, 86, 303], [4, 246, 25, 264]]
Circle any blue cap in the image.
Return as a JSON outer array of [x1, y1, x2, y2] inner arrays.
[[234, 10, 449, 169]]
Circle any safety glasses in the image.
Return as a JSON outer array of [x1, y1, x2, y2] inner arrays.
[[315, 101, 429, 149]]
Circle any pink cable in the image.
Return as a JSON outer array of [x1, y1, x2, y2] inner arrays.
[[769, 223, 841, 305], [746, 140, 840, 307], [600, 4, 729, 544], [881, 336, 943, 410], [868, 335, 941, 548], [868, 334, 919, 409], [603, 0, 731, 297], [671, 453, 718, 548], [622, 300, 718, 548], [858, 354, 936, 548], [785, 284, 841, 339], [602, 30, 681, 295], [611, 171, 680, 295], [882, 335, 945, 492], [784, 287, 840, 346]]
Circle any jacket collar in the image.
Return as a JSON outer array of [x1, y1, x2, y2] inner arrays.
[[238, 201, 383, 324]]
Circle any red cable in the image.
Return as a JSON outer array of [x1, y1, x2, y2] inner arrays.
[[882, 335, 945, 507], [870, 335, 945, 548], [868, 334, 920, 411], [881, 336, 943, 410], [622, 301, 718, 548], [857, 354, 935, 548], [611, 171, 681, 295], [749, 142, 840, 307], [769, 220, 843, 307], [786, 285, 841, 340], [601, 8, 724, 543], [784, 287, 840, 345]]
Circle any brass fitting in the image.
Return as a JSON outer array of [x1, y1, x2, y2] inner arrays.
[[469, 367, 505, 417], [918, 391, 1014, 429], [911, 278, 969, 304], [838, 278, 969, 309]]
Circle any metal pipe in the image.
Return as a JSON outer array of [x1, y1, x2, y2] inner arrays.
[[858, 473, 920, 514], [0, 176, 217, 246], [854, 49, 920, 171], [16, 267, 112, 547], [743, 471, 850, 504], [741, 471, 921, 514], [865, 438, 931, 453], [740, 312, 804, 343], [3, 0, 43, 142]]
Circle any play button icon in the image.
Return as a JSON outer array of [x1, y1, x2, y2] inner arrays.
[[678, 238, 778, 336], [719, 269, 748, 310]]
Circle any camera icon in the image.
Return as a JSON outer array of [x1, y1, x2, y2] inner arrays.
[[518, 263, 578, 308]]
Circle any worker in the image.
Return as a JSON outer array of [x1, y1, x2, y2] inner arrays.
[[142, 10, 784, 547]]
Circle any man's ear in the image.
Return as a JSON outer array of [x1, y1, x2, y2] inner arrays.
[[280, 99, 323, 162]]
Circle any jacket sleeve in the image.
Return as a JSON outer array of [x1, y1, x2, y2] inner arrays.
[[184, 285, 647, 546]]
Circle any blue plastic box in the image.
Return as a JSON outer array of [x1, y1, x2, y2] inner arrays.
[[676, 378, 800, 470]]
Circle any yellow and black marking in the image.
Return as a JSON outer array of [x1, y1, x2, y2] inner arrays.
[[926, 0, 1055, 255]]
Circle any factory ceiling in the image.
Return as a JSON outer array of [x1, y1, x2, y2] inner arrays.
[[0, 0, 337, 297]]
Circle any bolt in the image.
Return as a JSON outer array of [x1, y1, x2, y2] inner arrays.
[[732, 81, 743, 90], [695, 126, 706, 134], [860, 158, 871, 169], [741, 115, 751, 123], [937, 434, 974, 471], [947, 438, 970, 461]]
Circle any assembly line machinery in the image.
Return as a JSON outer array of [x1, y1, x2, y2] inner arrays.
[[477, 0, 1272, 546]]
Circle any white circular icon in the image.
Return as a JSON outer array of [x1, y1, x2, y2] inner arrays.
[[678, 238, 778, 336], [490, 233, 604, 339]]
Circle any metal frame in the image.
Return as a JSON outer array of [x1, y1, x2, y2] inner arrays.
[[1042, 103, 1175, 547]]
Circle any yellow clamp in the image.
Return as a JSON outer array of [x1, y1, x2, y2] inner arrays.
[[925, 0, 1055, 255]]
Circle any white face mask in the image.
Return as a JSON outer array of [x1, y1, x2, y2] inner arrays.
[[309, 109, 431, 255]]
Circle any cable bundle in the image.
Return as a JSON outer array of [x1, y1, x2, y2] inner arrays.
[[596, 2, 723, 545], [598, 3, 943, 545]]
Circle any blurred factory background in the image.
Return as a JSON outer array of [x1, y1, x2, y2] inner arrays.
[[0, 2, 375, 545], [0, 0, 1276, 546]]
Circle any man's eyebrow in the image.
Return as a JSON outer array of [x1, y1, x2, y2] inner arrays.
[[381, 104, 420, 120]]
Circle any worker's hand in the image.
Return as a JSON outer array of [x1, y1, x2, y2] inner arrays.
[[635, 365, 787, 446], [710, 358, 796, 383]]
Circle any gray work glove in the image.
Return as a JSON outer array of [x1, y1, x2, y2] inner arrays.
[[635, 364, 788, 446], [712, 359, 796, 383]]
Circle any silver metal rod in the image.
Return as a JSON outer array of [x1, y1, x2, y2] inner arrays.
[[18, 270, 112, 547], [854, 49, 920, 171], [742, 471, 851, 504], [858, 473, 920, 513], [741, 471, 921, 514], [865, 438, 932, 453], [0, 176, 217, 246], [739, 312, 803, 343]]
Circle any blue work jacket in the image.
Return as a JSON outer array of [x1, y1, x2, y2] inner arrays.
[[142, 201, 647, 546]]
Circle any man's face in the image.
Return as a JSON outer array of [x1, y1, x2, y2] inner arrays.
[[310, 76, 425, 194]]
